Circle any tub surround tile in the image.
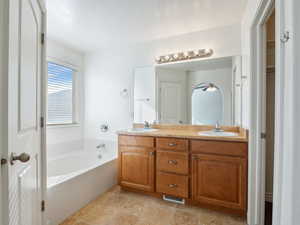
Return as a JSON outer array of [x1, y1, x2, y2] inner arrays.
[[60, 186, 246, 225]]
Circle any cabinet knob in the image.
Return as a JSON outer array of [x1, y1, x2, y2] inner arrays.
[[192, 155, 198, 160], [168, 143, 177, 147], [149, 152, 155, 156], [168, 184, 178, 188], [168, 160, 178, 165]]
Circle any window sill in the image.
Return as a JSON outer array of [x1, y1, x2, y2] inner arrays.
[[47, 123, 80, 129]]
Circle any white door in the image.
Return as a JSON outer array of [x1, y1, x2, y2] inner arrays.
[[3, 0, 45, 225], [159, 82, 183, 124]]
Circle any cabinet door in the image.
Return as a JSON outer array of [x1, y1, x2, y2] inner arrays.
[[119, 146, 155, 192], [192, 154, 247, 212]]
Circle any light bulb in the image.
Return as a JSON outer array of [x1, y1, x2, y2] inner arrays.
[[205, 49, 212, 54]]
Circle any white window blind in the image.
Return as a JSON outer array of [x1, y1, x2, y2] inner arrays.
[[47, 62, 74, 125]]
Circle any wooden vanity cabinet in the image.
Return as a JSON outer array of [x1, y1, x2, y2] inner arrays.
[[118, 135, 155, 192], [191, 140, 248, 214], [118, 135, 248, 215], [155, 137, 189, 198]]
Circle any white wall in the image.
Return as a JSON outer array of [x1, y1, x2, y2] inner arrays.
[[292, 0, 300, 222], [241, 0, 263, 128], [84, 24, 242, 140], [47, 40, 85, 159], [187, 67, 233, 126]]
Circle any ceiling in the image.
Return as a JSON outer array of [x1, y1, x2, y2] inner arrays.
[[46, 0, 248, 52]]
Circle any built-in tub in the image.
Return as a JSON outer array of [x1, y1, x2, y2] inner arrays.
[[46, 139, 118, 225]]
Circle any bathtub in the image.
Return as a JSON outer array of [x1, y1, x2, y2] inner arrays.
[[46, 139, 118, 225]]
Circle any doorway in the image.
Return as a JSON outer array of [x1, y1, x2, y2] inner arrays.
[[264, 9, 275, 225]]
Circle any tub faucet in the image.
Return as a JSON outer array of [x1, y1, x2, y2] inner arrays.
[[96, 144, 106, 149], [214, 121, 223, 132]]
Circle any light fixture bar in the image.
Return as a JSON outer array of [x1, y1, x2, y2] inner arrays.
[[155, 49, 213, 64]]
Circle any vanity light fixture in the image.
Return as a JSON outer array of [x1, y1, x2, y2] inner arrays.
[[155, 48, 213, 64]]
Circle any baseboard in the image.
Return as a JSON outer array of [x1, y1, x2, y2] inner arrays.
[[265, 192, 273, 202]]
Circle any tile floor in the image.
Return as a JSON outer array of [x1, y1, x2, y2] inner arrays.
[[60, 186, 246, 225]]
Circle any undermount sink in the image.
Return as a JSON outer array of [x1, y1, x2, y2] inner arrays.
[[126, 128, 158, 133], [198, 130, 239, 137]]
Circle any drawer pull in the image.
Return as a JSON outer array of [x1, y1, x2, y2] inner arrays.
[[168, 160, 178, 165], [168, 184, 178, 188], [168, 143, 177, 147], [149, 152, 155, 156]]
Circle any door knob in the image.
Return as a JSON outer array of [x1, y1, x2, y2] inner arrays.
[[10, 152, 30, 165]]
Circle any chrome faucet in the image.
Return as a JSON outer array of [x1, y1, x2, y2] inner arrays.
[[213, 121, 223, 132], [144, 121, 150, 129]]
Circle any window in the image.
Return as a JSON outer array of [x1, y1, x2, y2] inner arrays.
[[47, 62, 75, 125]]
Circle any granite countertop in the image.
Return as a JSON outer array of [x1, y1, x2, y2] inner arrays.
[[117, 125, 248, 143]]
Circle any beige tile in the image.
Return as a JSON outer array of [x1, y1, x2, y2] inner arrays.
[[60, 217, 89, 225], [172, 209, 200, 225], [110, 213, 140, 225], [61, 186, 246, 225]]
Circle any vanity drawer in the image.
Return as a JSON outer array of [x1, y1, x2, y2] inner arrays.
[[156, 138, 188, 152], [157, 151, 189, 175], [156, 172, 189, 198], [191, 140, 247, 157], [119, 135, 154, 148]]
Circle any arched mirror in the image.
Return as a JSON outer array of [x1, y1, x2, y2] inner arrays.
[[191, 82, 223, 125]]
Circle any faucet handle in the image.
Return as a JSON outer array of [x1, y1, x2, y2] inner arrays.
[[144, 121, 150, 128]]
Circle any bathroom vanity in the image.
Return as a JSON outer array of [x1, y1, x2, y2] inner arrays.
[[117, 125, 248, 216]]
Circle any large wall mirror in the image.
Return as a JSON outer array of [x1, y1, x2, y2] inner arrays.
[[133, 56, 242, 126]]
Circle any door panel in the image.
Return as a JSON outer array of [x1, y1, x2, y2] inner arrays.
[[7, 0, 44, 225], [119, 147, 155, 192], [19, 0, 39, 131], [17, 161, 38, 225], [192, 154, 247, 211], [160, 82, 182, 124], [121, 153, 150, 185]]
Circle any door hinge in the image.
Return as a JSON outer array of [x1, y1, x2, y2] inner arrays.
[[41, 33, 45, 45], [1, 158, 7, 166], [40, 117, 45, 128], [41, 200, 45, 212], [261, 132, 267, 139]]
